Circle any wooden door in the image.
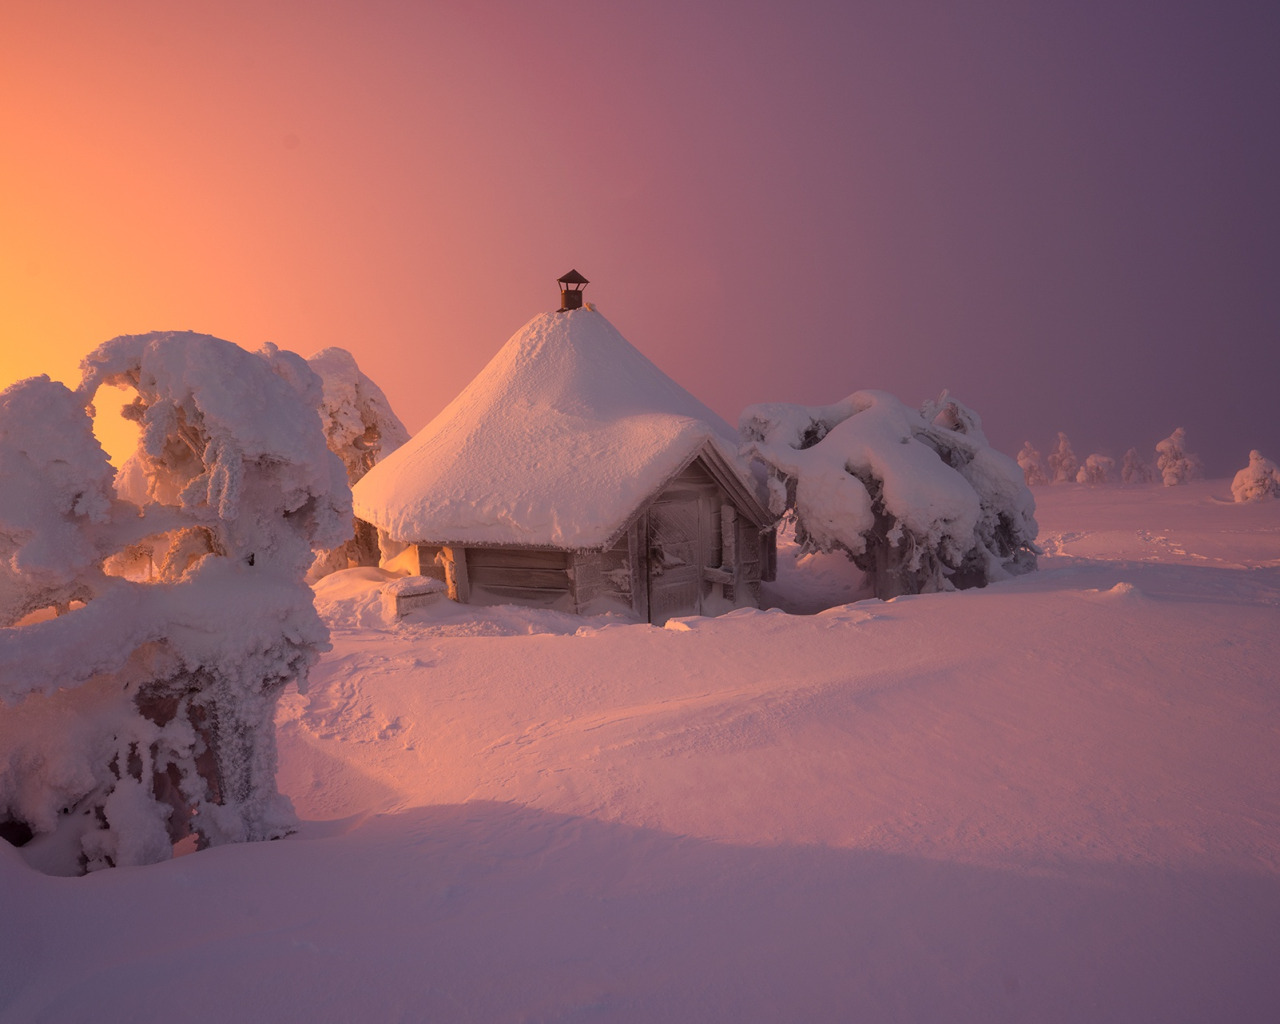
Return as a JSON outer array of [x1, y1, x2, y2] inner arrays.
[[646, 496, 712, 624]]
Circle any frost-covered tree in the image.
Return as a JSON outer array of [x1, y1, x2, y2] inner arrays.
[[1121, 447, 1154, 484], [1231, 450, 1280, 502], [1046, 432, 1079, 484], [742, 390, 1038, 600], [1155, 427, 1203, 486], [308, 348, 409, 482], [1, 332, 350, 874], [305, 348, 409, 579], [1076, 453, 1114, 486], [0, 377, 120, 627], [1017, 442, 1047, 486]]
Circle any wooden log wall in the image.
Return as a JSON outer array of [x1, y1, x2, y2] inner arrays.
[[571, 532, 634, 614], [465, 547, 573, 610]]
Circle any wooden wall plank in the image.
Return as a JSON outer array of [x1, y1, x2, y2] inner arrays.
[[464, 548, 569, 570], [414, 545, 446, 581], [470, 584, 574, 611], [468, 565, 571, 590]]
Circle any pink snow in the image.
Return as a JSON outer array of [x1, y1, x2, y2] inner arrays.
[[3, 480, 1279, 1021], [352, 308, 745, 549]]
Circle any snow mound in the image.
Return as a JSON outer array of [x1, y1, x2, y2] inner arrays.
[[311, 566, 404, 630], [311, 565, 637, 638]]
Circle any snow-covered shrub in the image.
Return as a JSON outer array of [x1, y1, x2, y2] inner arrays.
[[1231, 450, 1280, 502], [1, 331, 351, 874], [741, 390, 1038, 600], [1155, 427, 1203, 486], [1076, 453, 1114, 486], [306, 348, 409, 579], [1046, 432, 1078, 484], [1017, 442, 1047, 486], [1122, 447, 1154, 484], [308, 348, 408, 483], [0, 377, 120, 627]]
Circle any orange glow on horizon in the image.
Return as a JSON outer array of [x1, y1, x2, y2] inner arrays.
[[3, 3, 1275, 476]]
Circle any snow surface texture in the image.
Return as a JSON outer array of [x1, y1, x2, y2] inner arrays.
[[741, 390, 1037, 598], [354, 308, 753, 549], [2, 480, 1277, 1022], [1, 332, 351, 873], [1232, 450, 1280, 502]]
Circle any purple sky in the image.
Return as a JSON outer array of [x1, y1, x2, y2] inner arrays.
[[4, 1, 1277, 475]]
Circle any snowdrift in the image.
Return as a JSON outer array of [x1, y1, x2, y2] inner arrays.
[[3, 480, 1279, 1022]]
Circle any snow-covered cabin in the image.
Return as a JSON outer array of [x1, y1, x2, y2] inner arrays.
[[353, 299, 776, 624]]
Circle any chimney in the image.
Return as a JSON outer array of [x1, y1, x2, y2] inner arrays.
[[557, 269, 588, 311]]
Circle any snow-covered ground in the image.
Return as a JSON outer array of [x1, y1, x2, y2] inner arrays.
[[3, 480, 1278, 1023]]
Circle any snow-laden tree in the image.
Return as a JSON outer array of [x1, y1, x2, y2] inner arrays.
[[1155, 427, 1203, 486], [1046, 432, 1079, 484], [1231, 450, 1280, 502], [742, 390, 1038, 600], [1, 332, 350, 874], [1017, 442, 1047, 486], [1076, 453, 1114, 486], [305, 348, 409, 579], [308, 348, 409, 482], [1122, 447, 1154, 484], [0, 377, 119, 627]]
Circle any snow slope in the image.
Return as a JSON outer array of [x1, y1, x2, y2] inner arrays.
[[3, 481, 1279, 1022]]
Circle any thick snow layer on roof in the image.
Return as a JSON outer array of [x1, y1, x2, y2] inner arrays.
[[353, 308, 746, 549]]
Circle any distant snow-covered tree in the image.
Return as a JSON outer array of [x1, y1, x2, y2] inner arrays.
[[1, 332, 350, 874], [305, 348, 409, 579], [1231, 450, 1280, 502], [1046, 432, 1079, 484], [1017, 442, 1047, 486], [1155, 427, 1203, 486], [741, 390, 1038, 600], [1076, 454, 1115, 486], [1121, 447, 1154, 484]]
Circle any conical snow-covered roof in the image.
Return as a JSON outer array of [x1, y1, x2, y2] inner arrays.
[[354, 307, 755, 549]]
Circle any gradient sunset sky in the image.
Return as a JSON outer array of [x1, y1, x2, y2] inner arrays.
[[3, 1, 1277, 474]]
